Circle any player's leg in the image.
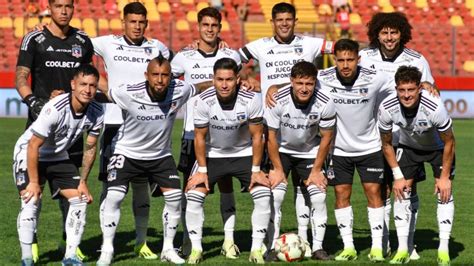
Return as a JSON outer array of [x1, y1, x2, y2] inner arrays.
[[131, 177, 156, 259], [358, 151, 385, 262], [217, 177, 239, 259], [292, 173, 312, 256], [408, 168, 426, 260], [330, 155, 357, 261], [382, 157, 393, 257]]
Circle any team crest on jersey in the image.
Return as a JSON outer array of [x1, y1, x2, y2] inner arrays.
[[237, 112, 247, 123], [308, 113, 319, 120], [16, 172, 26, 186], [294, 46, 303, 56], [71, 45, 82, 58], [359, 88, 369, 96], [144, 47, 152, 55], [107, 169, 117, 182]]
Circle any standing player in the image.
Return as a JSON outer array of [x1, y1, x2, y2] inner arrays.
[[14, 65, 103, 265], [318, 39, 392, 262], [15, 0, 94, 261], [97, 55, 210, 265], [378, 66, 455, 265], [239, 2, 333, 254], [185, 58, 271, 264], [264, 62, 335, 261], [171, 7, 242, 259], [359, 12, 435, 259], [92, 2, 172, 259]]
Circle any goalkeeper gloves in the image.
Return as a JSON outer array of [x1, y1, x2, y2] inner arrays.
[[23, 94, 48, 120]]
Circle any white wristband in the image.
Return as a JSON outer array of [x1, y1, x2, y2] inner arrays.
[[392, 167, 404, 180], [197, 166, 207, 173], [251, 165, 261, 173]]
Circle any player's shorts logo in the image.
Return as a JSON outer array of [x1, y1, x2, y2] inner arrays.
[[107, 169, 117, 182], [71, 45, 82, 58], [16, 172, 26, 186]]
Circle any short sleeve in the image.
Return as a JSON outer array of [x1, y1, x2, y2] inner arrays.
[[88, 109, 104, 136], [91, 36, 106, 57], [83, 37, 94, 64], [419, 56, 435, 84], [17, 31, 39, 68], [248, 92, 263, 122], [377, 102, 394, 133], [170, 53, 185, 77], [264, 104, 281, 130], [156, 40, 172, 60], [319, 96, 336, 129], [30, 102, 59, 138], [108, 84, 129, 109], [193, 96, 209, 128], [432, 99, 452, 132], [239, 39, 260, 63]]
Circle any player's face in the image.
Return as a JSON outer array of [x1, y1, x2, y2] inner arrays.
[[378, 27, 401, 53], [146, 62, 172, 97], [198, 16, 221, 45], [214, 69, 239, 103], [271, 12, 297, 43], [123, 13, 148, 43], [291, 75, 316, 104], [334, 50, 359, 81], [48, 0, 74, 27], [396, 82, 421, 109], [71, 74, 98, 105]]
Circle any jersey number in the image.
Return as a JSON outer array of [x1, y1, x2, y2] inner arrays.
[[396, 148, 403, 162], [108, 155, 125, 170]]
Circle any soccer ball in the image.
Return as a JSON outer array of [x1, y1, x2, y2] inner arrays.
[[274, 232, 306, 262]]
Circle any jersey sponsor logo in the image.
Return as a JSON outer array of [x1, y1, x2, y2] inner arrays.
[[45, 61, 80, 68], [366, 167, 383, 172], [169, 175, 180, 179], [190, 73, 213, 80], [46, 46, 54, 51], [210, 124, 239, 130], [192, 63, 200, 69], [71, 45, 82, 58], [280, 122, 316, 130], [333, 98, 369, 104], [113, 55, 150, 63], [136, 114, 167, 121]]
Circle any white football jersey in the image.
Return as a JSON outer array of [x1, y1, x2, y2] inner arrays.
[[239, 35, 333, 98], [378, 90, 452, 151], [92, 35, 171, 125], [264, 85, 336, 158], [109, 79, 196, 160], [13, 93, 104, 162], [194, 88, 263, 158], [318, 66, 392, 156], [171, 47, 241, 140]]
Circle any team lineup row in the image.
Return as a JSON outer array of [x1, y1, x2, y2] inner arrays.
[[13, 0, 454, 265]]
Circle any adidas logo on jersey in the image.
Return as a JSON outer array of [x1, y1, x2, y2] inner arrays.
[[193, 63, 200, 69], [211, 115, 219, 120], [330, 88, 338, 93], [46, 46, 54, 51], [283, 113, 291, 118], [370, 64, 375, 69], [267, 50, 274, 55], [116, 45, 124, 50], [138, 104, 146, 110]]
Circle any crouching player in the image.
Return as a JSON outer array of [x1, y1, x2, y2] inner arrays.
[[378, 66, 455, 265], [13, 65, 104, 265]]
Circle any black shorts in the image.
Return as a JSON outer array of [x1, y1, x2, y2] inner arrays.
[[383, 146, 427, 184], [14, 159, 80, 199], [201, 156, 253, 192], [98, 125, 120, 181], [67, 135, 84, 168], [397, 144, 455, 180], [279, 153, 318, 187], [107, 154, 181, 194], [177, 138, 196, 178], [329, 151, 384, 186]]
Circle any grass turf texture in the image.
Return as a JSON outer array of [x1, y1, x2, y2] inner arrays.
[[0, 118, 473, 265]]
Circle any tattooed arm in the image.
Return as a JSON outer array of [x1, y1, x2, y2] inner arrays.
[[16, 66, 32, 99], [77, 134, 99, 203]]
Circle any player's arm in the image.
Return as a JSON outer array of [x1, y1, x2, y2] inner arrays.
[[16, 66, 32, 99], [306, 127, 334, 191], [193, 81, 213, 93], [77, 134, 99, 203], [94, 75, 110, 103], [24, 134, 45, 203], [436, 127, 455, 203], [248, 119, 270, 190], [266, 83, 290, 108], [267, 128, 286, 188], [186, 126, 210, 192], [380, 130, 408, 201]]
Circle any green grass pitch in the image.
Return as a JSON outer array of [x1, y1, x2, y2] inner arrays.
[[0, 118, 473, 265]]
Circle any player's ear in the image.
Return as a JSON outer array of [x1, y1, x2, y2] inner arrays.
[[357, 55, 361, 63], [144, 19, 148, 29], [236, 74, 241, 84], [70, 79, 75, 92]]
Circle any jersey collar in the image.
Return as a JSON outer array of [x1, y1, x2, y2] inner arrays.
[[123, 35, 147, 46], [197, 47, 219, 58], [336, 66, 361, 86], [43, 26, 75, 40], [379, 45, 404, 62], [145, 81, 169, 102], [273, 35, 296, 44]]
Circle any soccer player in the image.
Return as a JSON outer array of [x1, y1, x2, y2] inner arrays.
[[96, 55, 211, 265], [15, 0, 94, 261], [171, 7, 242, 259], [378, 66, 455, 265], [359, 12, 435, 259], [92, 2, 172, 259], [264, 61, 335, 261], [185, 58, 271, 264], [318, 39, 392, 262], [13, 64, 104, 265], [238, 2, 333, 254]]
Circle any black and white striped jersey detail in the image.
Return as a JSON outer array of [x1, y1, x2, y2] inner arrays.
[[420, 95, 438, 112]]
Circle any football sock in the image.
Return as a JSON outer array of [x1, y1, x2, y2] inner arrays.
[[383, 197, 391, 251], [394, 191, 411, 251], [408, 193, 419, 252], [368, 206, 384, 250], [251, 186, 271, 251], [308, 185, 327, 251], [295, 186, 310, 241], [335, 206, 354, 249], [162, 189, 181, 251], [132, 181, 150, 246], [100, 186, 127, 251], [18, 198, 39, 259], [186, 190, 206, 251], [437, 194, 454, 252], [59, 196, 69, 241], [270, 183, 287, 248], [220, 192, 236, 241], [64, 196, 87, 258], [180, 191, 189, 245]]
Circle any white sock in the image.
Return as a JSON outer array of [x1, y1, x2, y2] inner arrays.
[[100, 186, 127, 252], [335, 206, 354, 249], [250, 186, 271, 251], [383, 197, 391, 251], [162, 189, 182, 251], [64, 196, 87, 258], [295, 186, 310, 241], [393, 191, 411, 251], [437, 194, 454, 252], [308, 185, 327, 251], [270, 183, 287, 249], [186, 190, 206, 251], [408, 194, 419, 252], [368, 206, 384, 250], [17, 198, 39, 259], [220, 192, 236, 241]]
